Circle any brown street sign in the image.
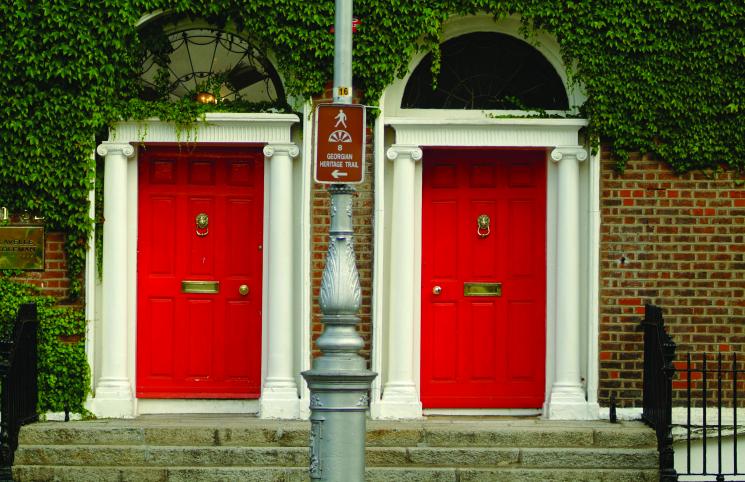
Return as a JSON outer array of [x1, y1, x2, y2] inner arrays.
[[314, 103, 366, 184]]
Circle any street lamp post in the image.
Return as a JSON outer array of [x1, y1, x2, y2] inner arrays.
[[301, 0, 376, 480]]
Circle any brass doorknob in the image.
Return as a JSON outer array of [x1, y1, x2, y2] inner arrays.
[[432, 286, 442, 295], [239, 285, 249, 296]]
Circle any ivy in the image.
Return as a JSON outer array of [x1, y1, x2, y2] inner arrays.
[[0, 278, 90, 415], [1, 0, 743, 304]]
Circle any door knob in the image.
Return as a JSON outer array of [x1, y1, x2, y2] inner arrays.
[[239, 285, 249, 296], [432, 286, 442, 295]]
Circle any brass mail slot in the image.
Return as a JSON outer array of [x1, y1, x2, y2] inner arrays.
[[181, 280, 220, 294], [463, 282, 502, 297]]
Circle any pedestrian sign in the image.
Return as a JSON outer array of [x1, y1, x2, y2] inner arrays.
[[314, 103, 366, 184]]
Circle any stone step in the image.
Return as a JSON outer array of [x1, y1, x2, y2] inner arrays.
[[18, 419, 656, 449], [12, 465, 659, 482], [15, 444, 657, 469]]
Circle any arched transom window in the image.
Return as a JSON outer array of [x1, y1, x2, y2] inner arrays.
[[402, 32, 568, 111], [138, 17, 285, 105]]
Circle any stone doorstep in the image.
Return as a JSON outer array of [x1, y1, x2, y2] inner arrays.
[[12, 466, 659, 482], [19, 415, 656, 449], [14, 416, 659, 481], [15, 445, 657, 469]]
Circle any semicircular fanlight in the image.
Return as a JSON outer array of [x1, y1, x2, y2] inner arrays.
[[139, 21, 285, 105], [402, 32, 568, 111]]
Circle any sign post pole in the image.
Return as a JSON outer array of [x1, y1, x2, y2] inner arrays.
[[301, 0, 376, 480]]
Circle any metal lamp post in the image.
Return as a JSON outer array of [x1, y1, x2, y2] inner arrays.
[[301, 0, 376, 480]]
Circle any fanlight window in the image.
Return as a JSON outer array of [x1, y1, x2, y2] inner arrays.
[[139, 20, 285, 104], [402, 32, 568, 110]]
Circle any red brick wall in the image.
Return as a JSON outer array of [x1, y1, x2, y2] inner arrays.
[[13, 231, 73, 300], [599, 149, 745, 407], [310, 87, 375, 359]]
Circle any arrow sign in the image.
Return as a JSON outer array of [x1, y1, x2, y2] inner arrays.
[[314, 103, 366, 184]]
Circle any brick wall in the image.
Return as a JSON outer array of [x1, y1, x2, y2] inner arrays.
[[599, 149, 745, 407], [13, 231, 73, 300], [310, 86, 375, 359]]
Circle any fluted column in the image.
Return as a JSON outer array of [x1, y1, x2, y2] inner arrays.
[[547, 146, 594, 420], [92, 142, 135, 418], [260, 143, 301, 419], [372, 145, 423, 419]]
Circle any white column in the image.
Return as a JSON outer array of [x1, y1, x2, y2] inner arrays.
[[90, 142, 135, 418], [372, 145, 423, 419], [260, 143, 301, 419], [546, 146, 596, 420]]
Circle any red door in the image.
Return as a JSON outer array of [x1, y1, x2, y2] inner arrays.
[[137, 145, 263, 398], [421, 148, 546, 408]]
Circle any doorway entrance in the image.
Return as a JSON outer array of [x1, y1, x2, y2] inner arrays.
[[136, 145, 264, 398], [420, 148, 546, 408]]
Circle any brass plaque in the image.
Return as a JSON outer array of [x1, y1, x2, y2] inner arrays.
[[181, 280, 220, 294], [463, 282, 502, 297], [0, 226, 44, 270]]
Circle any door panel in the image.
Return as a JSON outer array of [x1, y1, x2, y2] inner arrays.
[[137, 145, 263, 398], [421, 148, 546, 408]]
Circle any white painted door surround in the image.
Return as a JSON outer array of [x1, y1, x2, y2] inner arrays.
[[89, 113, 308, 419], [370, 15, 601, 420]]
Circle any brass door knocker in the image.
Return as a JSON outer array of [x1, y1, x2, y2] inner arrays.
[[195, 212, 209, 237], [477, 214, 491, 238]]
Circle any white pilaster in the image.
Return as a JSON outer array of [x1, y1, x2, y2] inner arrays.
[[372, 145, 423, 419], [260, 143, 301, 419], [90, 142, 135, 418], [546, 146, 596, 420]]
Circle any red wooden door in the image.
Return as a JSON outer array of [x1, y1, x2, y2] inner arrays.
[[421, 148, 546, 408], [137, 145, 263, 398]]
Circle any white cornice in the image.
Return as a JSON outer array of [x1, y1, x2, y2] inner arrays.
[[387, 117, 587, 147], [109, 113, 299, 144]]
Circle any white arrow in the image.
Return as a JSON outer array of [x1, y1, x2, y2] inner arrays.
[[331, 169, 348, 179]]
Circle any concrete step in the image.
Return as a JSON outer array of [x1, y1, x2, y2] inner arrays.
[[13, 417, 659, 481], [12, 465, 659, 482], [15, 444, 657, 469], [18, 418, 656, 449]]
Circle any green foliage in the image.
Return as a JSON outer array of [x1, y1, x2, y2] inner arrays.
[[0, 278, 90, 415], [1, 0, 743, 297]]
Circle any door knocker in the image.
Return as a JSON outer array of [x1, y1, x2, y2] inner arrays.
[[195, 212, 209, 237], [477, 214, 491, 238]]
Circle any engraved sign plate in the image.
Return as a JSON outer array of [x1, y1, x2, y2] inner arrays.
[[181, 280, 220, 294], [0, 226, 44, 270], [463, 282, 502, 297]]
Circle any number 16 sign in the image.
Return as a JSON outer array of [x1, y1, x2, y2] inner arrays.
[[314, 104, 366, 184]]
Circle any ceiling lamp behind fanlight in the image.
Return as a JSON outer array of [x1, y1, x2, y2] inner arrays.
[[139, 24, 285, 105]]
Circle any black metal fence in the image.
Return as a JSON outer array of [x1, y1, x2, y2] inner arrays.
[[641, 303, 679, 481], [0, 304, 38, 481], [642, 304, 745, 482]]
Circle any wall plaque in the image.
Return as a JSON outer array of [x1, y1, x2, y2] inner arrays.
[[0, 226, 45, 270]]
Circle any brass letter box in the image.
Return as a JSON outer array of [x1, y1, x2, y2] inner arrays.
[[181, 280, 220, 294], [463, 282, 502, 297]]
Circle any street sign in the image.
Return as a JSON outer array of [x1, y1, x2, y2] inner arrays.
[[314, 103, 366, 184]]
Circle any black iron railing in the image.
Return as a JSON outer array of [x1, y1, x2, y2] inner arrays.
[[677, 352, 745, 481], [641, 303, 679, 481], [642, 304, 745, 482], [0, 304, 38, 481]]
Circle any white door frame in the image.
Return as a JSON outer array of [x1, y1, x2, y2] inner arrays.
[[370, 15, 600, 420], [87, 113, 310, 419]]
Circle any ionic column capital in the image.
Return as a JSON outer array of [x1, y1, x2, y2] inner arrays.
[[550, 146, 587, 163], [97, 142, 135, 158], [263, 143, 299, 159], [386, 145, 423, 162]]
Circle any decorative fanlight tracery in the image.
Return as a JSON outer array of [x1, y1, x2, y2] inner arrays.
[[138, 19, 285, 105], [402, 32, 569, 111]]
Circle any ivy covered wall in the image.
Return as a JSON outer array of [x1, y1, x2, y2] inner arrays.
[[1, 0, 743, 296]]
